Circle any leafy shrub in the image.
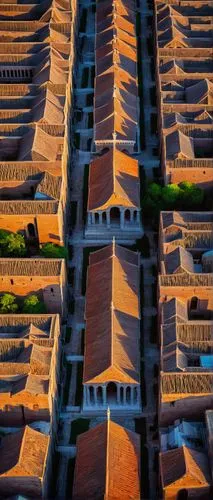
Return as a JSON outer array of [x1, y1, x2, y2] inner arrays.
[[0, 293, 19, 314], [22, 295, 46, 314], [0, 230, 26, 257], [40, 243, 68, 259], [142, 181, 204, 223]]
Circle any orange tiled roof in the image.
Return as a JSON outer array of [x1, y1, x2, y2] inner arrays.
[[84, 243, 140, 384], [87, 147, 140, 211], [160, 446, 211, 489], [72, 419, 140, 500], [0, 425, 49, 478]]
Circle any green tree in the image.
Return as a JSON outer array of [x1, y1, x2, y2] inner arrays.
[[161, 184, 181, 206], [22, 295, 47, 314], [0, 230, 26, 257], [0, 293, 19, 314], [147, 182, 162, 200], [178, 182, 204, 207], [40, 243, 68, 259]]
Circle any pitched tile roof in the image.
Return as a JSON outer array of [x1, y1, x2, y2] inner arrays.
[[72, 419, 140, 500], [84, 242, 140, 384], [160, 446, 211, 489], [0, 425, 49, 478], [87, 148, 140, 211]]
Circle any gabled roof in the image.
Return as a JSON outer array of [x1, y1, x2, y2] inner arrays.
[[166, 130, 195, 160], [72, 419, 140, 500], [0, 425, 49, 478], [87, 148, 140, 211], [95, 68, 137, 101], [164, 246, 194, 275], [186, 80, 213, 105], [94, 97, 137, 142], [160, 446, 211, 489], [161, 298, 188, 325], [84, 242, 140, 385], [18, 128, 59, 162]]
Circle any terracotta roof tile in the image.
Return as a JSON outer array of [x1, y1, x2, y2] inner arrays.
[[84, 243, 140, 384], [72, 419, 140, 500], [160, 446, 211, 489], [87, 148, 140, 210]]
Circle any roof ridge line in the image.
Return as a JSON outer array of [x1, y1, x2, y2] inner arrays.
[[105, 415, 110, 498], [111, 241, 115, 367]]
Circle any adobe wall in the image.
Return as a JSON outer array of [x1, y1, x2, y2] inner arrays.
[[0, 212, 63, 244], [167, 168, 213, 189], [0, 404, 49, 426], [159, 394, 213, 426], [163, 486, 210, 500], [159, 287, 213, 303], [0, 276, 64, 315]]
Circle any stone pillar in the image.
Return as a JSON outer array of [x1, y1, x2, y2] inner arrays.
[[103, 386, 107, 405], [117, 385, 121, 405], [99, 212, 102, 225], [130, 386, 134, 406], [92, 212, 95, 225], [106, 211, 110, 228], [136, 387, 140, 406], [120, 209, 124, 229], [136, 211, 140, 224], [87, 386, 90, 406], [123, 385, 127, 405], [130, 210, 134, 223], [94, 386, 97, 405], [83, 386, 87, 405]]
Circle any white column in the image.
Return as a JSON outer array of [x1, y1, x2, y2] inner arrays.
[[136, 211, 140, 224], [130, 210, 134, 224], [130, 386, 134, 406], [106, 211, 110, 228], [120, 209, 124, 229], [83, 385, 87, 405], [94, 386, 97, 405], [103, 386, 107, 405], [117, 385, 121, 405], [99, 212, 102, 225], [92, 212, 95, 225], [87, 386, 91, 406], [87, 213, 92, 226], [123, 385, 127, 405]]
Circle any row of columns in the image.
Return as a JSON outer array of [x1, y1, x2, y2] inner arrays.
[[0, 67, 33, 79], [84, 384, 140, 407], [87, 209, 140, 228]]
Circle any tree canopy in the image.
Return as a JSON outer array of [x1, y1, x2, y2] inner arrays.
[[22, 295, 47, 314], [142, 181, 204, 222], [0, 230, 26, 257], [0, 293, 19, 314], [40, 243, 68, 259]]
